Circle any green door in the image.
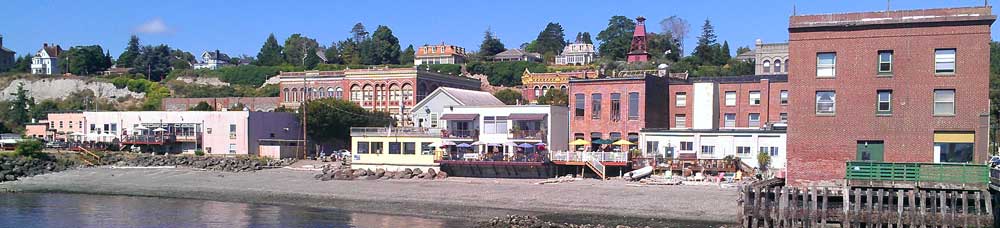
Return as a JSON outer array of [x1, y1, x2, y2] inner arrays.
[[856, 141, 884, 161]]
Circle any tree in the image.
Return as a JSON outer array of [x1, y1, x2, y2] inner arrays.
[[323, 42, 343, 64], [479, 29, 506, 57], [61, 45, 113, 75], [11, 55, 31, 73], [283, 34, 319, 66], [692, 19, 722, 66], [757, 151, 772, 172], [597, 16, 636, 61], [493, 89, 524, 105], [647, 32, 681, 62], [537, 88, 569, 106], [990, 41, 1000, 155], [719, 41, 731, 63], [736, 46, 752, 55], [169, 49, 195, 70], [15, 139, 46, 159], [303, 46, 322, 69], [189, 101, 214, 111], [659, 16, 690, 55], [361, 25, 401, 65], [399, 45, 415, 65], [6, 83, 32, 131], [575, 32, 593, 44], [350, 23, 369, 42], [256, 33, 284, 66], [117, 35, 141, 68], [303, 98, 394, 146], [338, 39, 361, 65], [132, 44, 172, 81], [466, 61, 547, 87], [533, 22, 567, 61]]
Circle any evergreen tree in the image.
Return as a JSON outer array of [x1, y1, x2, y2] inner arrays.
[[282, 34, 319, 66], [339, 39, 361, 65], [116, 35, 141, 68], [719, 41, 731, 63], [8, 83, 32, 130], [362, 25, 401, 65], [256, 33, 284, 66], [62, 45, 113, 75], [132, 45, 172, 81], [351, 23, 369, 42], [400, 45, 415, 65], [323, 43, 343, 64], [303, 46, 322, 69], [533, 22, 567, 60], [597, 16, 636, 61], [647, 32, 681, 62], [11, 55, 30, 73], [692, 19, 720, 65], [576, 32, 593, 44], [479, 29, 506, 57]]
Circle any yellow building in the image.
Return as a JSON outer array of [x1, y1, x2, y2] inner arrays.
[[350, 127, 443, 171]]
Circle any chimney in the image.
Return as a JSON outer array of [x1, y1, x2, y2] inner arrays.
[[43, 43, 48, 48], [0, 35, 4, 48]]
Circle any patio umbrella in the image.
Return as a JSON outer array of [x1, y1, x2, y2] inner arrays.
[[568, 139, 590, 145], [486, 143, 501, 147], [534, 142, 547, 146], [152, 128, 167, 132], [612, 139, 635, 145], [518, 143, 534, 148], [134, 126, 149, 130], [439, 141, 456, 146], [428, 142, 442, 147], [593, 139, 613, 145], [456, 143, 472, 148], [502, 142, 518, 147], [471, 141, 485, 146], [69, 132, 85, 136]]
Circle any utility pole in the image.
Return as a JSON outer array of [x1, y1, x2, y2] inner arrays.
[[301, 52, 309, 159]]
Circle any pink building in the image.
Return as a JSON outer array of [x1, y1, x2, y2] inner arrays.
[[45, 112, 86, 141]]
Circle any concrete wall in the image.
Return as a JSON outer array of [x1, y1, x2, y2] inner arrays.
[[640, 130, 787, 169]]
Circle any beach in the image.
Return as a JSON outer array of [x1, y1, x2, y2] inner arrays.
[[1, 167, 738, 227]]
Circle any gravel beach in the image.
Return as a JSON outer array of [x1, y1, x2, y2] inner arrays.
[[0, 167, 739, 227]]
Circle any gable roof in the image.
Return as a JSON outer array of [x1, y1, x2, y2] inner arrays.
[[36, 44, 62, 58], [412, 87, 503, 111], [203, 50, 231, 62]]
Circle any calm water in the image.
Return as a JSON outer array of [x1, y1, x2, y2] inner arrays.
[[0, 193, 468, 228]]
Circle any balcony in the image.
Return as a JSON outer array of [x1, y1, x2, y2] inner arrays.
[[551, 151, 628, 163], [174, 133, 202, 142], [508, 130, 546, 140], [846, 161, 989, 190], [121, 134, 175, 145], [350, 127, 438, 137], [442, 129, 475, 139]]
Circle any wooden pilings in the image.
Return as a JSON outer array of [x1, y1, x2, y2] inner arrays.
[[738, 185, 994, 227]]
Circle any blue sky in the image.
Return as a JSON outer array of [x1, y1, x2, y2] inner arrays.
[[1, 0, 995, 58]]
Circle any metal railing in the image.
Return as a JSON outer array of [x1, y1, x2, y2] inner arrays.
[[349, 127, 438, 137], [441, 129, 474, 139], [846, 161, 989, 186], [508, 130, 545, 140], [121, 135, 174, 144], [551, 151, 627, 162], [586, 153, 606, 179]]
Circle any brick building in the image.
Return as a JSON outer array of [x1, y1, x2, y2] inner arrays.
[[520, 69, 597, 103], [568, 74, 669, 150], [786, 7, 995, 187], [277, 67, 481, 125], [414, 43, 466, 65], [162, 97, 280, 111]]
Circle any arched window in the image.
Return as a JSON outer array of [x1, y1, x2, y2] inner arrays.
[[327, 88, 334, 98], [389, 84, 401, 102], [283, 88, 290, 102], [402, 84, 414, 103], [362, 85, 374, 104], [317, 87, 324, 98], [560, 85, 567, 92], [336, 87, 343, 99], [763, 60, 771, 73], [783, 59, 789, 72], [773, 60, 782, 74], [290, 88, 298, 102], [534, 86, 541, 97], [350, 85, 361, 102]]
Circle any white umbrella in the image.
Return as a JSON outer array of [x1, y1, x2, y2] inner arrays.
[[152, 128, 167, 132], [502, 142, 518, 147], [428, 142, 442, 147], [471, 141, 485, 146], [134, 126, 149, 130], [69, 132, 85, 136], [439, 141, 456, 146]]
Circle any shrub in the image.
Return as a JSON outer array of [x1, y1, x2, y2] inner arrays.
[[14, 139, 47, 159], [194, 149, 205, 156]]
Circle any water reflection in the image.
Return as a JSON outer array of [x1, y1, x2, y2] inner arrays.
[[0, 193, 464, 228]]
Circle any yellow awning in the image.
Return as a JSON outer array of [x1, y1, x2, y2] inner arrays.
[[612, 139, 635, 145], [569, 139, 590, 145], [934, 132, 974, 143]]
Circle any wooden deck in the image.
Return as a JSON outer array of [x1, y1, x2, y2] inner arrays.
[[633, 157, 741, 174]]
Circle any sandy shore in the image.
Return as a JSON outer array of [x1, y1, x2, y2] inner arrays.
[[1, 167, 738, 227]]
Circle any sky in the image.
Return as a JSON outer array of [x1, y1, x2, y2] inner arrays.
[[1, 0, 996, 59]]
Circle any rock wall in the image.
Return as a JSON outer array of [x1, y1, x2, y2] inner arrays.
[[102, 154, 295, 172], [0, 156, 78, 182], [0, 78, 145, 101]]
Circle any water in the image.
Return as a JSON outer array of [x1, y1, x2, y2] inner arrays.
[[0, 193, 469, 228]]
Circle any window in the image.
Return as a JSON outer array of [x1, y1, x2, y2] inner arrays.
[[357, 142, 370, 154], [780, 90, 789, 105], [760, 147, 779, 157], [609, 132, 622, 141], [934, 89, 955, 115], [934, 132, 974, 163], [534, 86, 541, 97], [229, 124, 236, 133], [335, 87, 343, 99], [574, 94, 585, 117], [749, 113, 761, 127], [628, 92, 639, 120], [680, 142, 694, 151], [483, 116, 508, 134], [429, 113, 438, 128], [388, 142, 402, 154], [878, 50, 893, 74], [773, 60, 782, 73], [701, 145, 715, 155], [403, 142, 416, 155], [779, 113, 788, 122], [725, 91, 736, 106], [877, 90, 892, 115], [591, 93, 602, 119], [737, 146, 752, 156], [610, 93, 621, 121], [749, 91, 761, 105], [228, 144, 236, 154], [420, 142, 433, 155], [935, 49, 956, 74], [817, 53, 836, 77], [674, 114, 686, 128], [370, 142, 383, 154], [724, 113, 736, 128], [675, 92, 687, 107], [816, 91, 836, 115], [763, 60, 771, 73], [646, 141, 660, 155]]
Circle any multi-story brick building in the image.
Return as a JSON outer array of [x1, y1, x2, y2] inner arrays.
[[786, 7, 995, 187], [414, 43, 466, 65], [161, 97, 281, 112], [568, 74, 669, 150], [277, 67, 481, 125], [520, 69, 597, 103]]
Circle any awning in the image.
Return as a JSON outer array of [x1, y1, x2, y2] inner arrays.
[[934, 132, 974, 143], [508, 113, 547, 121], [439, 114, 479, 121]]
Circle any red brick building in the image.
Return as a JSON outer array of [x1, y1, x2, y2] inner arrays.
[[667, 75, 789, 130], [278, 67, 480, 125], [568, 74, 669, 149], [162, 97, 281, 111], [786, 7, 995, 187]]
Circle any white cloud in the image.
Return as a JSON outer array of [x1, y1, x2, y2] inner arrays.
[[133, 18, 173, 34]]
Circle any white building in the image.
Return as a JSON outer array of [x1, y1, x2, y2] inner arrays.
[[409, 87, 504, 129], [193, 50, 232, 70], [440, 105, 570, 153], [31, 43, 62, 75], [555, 43, 596, 65], [414, 44, 466, 65]]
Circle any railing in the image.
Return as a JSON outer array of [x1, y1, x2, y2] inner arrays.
[[586, 153, 606, 179], [121, 135, 174, 144], [434, 151, 548, 162], [508, 130, 545, 140], [349, 127, 438, 137], [551, 151, 627, 162], [635, 157, 740, 172], [174, 133, 201, 142], [846, 161, 989, 188], [441, 129, 474, 139]]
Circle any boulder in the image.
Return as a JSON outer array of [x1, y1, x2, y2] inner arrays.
[[426, 168, 437, 178], [436, 171, 448, 179], [375, 168, 386, 177], [364, 175, 379, 180], [412, 168, 423, 176]]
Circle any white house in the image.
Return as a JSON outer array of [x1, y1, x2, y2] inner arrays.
[[193, 50, 232, 70], [31, 43, 62, 75], [409, 87, 504, 129], [555, 43, 596, 65], [439, 105, 570, 153]]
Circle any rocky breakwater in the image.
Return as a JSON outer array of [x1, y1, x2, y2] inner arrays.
[[102, 154, 295, 172], [0, 156, 78, 182], [477, 215, 650, 228], [314, 164, 448, 181]]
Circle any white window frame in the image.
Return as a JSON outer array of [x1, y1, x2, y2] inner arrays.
[[674, 114, 686, 129], [701, 145, 715, 155], [878, 50, 893, 74], [676, 92, 687, 107], [817, 53, 836, 77], [749, 91, 761, 105], [779, 90, 789, 105], [877, 90, 892, 114], [933, 89, 955, 116], [748, 113, 761, 127], [725, 91, 736, 106], [816, 91, 836, 115], [935, 49, 956, 74], [724, 113, 736, 128]]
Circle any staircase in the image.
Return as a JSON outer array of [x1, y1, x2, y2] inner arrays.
[[584, 153, 606, 180], [78, 147, 101, 166]]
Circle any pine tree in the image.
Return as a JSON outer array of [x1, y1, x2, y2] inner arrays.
[[303, 46, 321, 69], [364, 25, 401, 65], [400, 45, 415, 65], [719, 41, 731, 63], [255, 33, 284, 66], [692, 19, 719, 65], [323, 42, 343, 64], [116, 35, 141, 68], [597, 16, 636, 61], [479, 29, 506, 57], [351, 23, 368, 42], [533, 22, 566, 58]]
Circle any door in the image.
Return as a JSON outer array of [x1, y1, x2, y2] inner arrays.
[[856, 141, 884, 161]]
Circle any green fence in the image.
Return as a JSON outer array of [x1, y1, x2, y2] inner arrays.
[[845, 161, 989, 185]]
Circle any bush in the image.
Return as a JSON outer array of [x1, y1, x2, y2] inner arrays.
[[194, 149, 205, 156], [466, 61, 546, 87], [14, 139, 47, 159]]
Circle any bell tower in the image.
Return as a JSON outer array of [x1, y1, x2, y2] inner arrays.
[[627, 16, 650, 63]]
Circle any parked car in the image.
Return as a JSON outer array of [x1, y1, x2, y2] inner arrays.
[[988, 156, 1000, 167], [45, 141, 67, 149], [336, 149, 351, 158]]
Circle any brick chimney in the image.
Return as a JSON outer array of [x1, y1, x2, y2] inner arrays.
[[0, 35, 4, 48]]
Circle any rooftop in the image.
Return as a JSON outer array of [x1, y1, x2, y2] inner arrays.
[[790, 6, 996, 30], [685, 74, 788, 84]]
